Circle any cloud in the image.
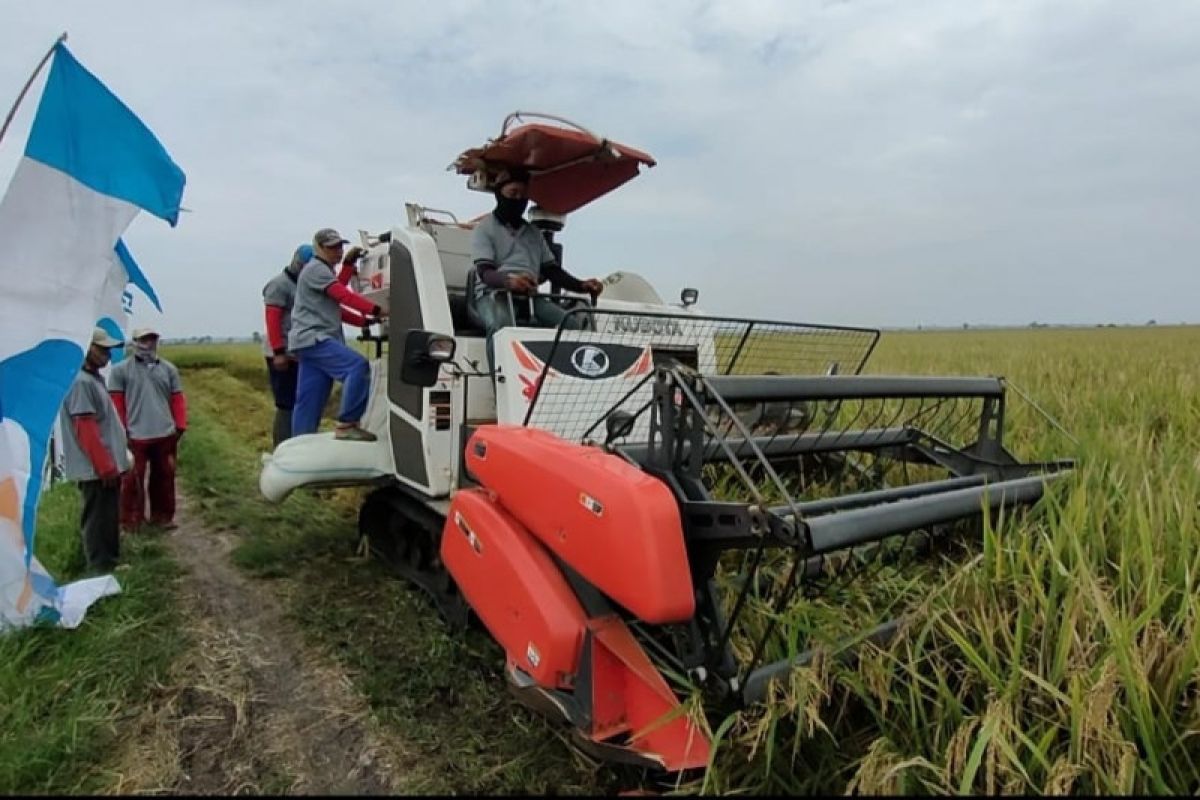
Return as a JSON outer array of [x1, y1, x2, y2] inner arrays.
[[0, 0, 1197, 336]]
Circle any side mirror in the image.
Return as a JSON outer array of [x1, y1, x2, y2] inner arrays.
[[401, 329, 456, 387], [680, 287, 699, 308]]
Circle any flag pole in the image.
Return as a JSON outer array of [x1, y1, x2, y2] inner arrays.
[[0, 31, 68, 148]]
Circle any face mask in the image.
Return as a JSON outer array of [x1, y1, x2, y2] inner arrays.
[[495, 195, 529, 226], [135, 341, 158, 361]]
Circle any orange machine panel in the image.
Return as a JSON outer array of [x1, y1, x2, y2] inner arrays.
[[586, 615, 712, 772], [464, 425, 695, 624], [441, 488, 587, 689]]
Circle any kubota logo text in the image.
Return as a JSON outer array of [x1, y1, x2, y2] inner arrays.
[[612, 316, 684, 336]]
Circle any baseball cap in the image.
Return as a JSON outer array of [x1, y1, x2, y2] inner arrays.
[[91, 327, 122, 348], [291, 243, 314, 267], [314, 228, 349, 247], [131, 326, 160, 341]]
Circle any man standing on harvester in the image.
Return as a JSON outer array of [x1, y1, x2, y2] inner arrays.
[[289, 228, 387, 441], [469, 168, 606, 367], [263, 242, 366, 445]]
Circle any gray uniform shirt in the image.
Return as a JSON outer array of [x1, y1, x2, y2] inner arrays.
[[108, 355, 182, 440], [58, 369, 130, 481], [262, 269, 298, 356], [470, 214, 556, 298], [288, 257, 344, 351]]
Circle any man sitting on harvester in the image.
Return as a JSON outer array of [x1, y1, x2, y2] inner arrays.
[[469, 168, 605, 367]]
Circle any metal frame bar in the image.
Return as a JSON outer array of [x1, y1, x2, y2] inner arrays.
[[802, 473, 1061, 555], [619, 427, 918, 464], [702, 374, 1006, 403]]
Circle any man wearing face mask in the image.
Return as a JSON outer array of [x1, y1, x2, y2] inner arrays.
[[58, 328, 131, 572], [469, 168, 604, 368], [108, 327, 187, 531]]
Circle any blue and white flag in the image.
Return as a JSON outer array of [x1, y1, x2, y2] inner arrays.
[[98, 240, 157, 366], [0, 42, 185, 631]]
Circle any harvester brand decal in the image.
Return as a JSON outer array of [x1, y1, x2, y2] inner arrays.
[[579, 492, 604, 517], [454, 511, 483, 554], [526, 642, 541, 668], [522, 341, 646, 381], [570, 345, 610, 377], [612, 315, 684, 336]]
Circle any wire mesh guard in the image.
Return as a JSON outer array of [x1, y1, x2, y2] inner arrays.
[[520, 307, 880, 445]]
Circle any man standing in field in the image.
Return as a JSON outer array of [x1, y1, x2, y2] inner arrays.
[[289, 228, 386, 441], [57, 328, 131, 572], [263, 242, 366, 446], [263, 243, 311, 446], [109, 326, 187, 531]]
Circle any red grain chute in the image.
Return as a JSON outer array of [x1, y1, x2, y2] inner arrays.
[[452, 113, 656, 215]]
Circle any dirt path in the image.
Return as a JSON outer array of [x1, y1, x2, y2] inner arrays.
[[109, 497, 421, 795]]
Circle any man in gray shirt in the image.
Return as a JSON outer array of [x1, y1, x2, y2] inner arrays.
[[108, 326, 187, 531], [262, 244, 310, 446], [289, 227, 389, 441], [469, 168, 605, 368], [263, 243, 366, 445], [57, 328, 130, 572]]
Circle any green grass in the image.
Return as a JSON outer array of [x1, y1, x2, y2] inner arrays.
[[0, 484, 183, 794]]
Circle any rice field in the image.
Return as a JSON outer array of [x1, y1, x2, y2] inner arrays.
[[697, 325, 1200, 794], [165, 324, 1200, 795]]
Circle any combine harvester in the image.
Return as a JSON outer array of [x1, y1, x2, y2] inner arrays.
[[260, 112, 1074, 774]]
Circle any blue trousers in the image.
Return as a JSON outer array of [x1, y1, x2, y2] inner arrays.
[[291, 338, 371, 436]]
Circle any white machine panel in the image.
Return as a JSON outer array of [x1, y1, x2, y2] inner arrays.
[[491, 321, 717, 444]]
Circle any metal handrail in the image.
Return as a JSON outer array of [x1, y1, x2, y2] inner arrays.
[[500, 110, 602, 142]]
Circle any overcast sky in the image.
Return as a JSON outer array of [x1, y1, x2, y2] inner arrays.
[[1, 0, 1197, 337]]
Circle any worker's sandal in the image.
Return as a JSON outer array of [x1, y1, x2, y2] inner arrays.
[[335, 424, 377, 442]]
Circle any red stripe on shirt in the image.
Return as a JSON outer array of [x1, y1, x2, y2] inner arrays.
[[169, 392, 187, 431], [325, 281, 377, 315], [265, 304, 286, 352], [110, 391, 128, 428], [73, 415, 118, 478]]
